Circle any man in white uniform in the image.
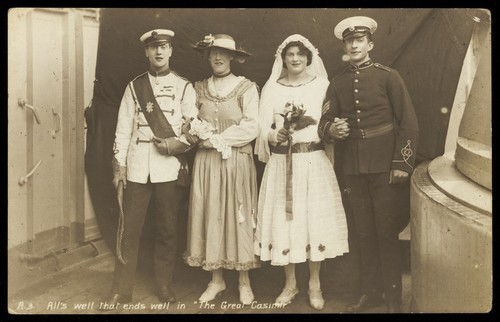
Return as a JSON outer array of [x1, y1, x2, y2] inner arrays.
[[104, 29, 198, 307]]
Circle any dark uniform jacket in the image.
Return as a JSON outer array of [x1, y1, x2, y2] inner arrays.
[[319, 59, 419, 175]]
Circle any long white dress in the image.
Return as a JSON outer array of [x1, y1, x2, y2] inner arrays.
[[254, 76, 349, 265]]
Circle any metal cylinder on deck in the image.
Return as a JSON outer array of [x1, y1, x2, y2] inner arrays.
[[410, 18, 491, 313]]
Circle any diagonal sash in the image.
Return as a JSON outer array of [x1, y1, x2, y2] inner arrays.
[[131, 72, 191, 188], [133, 73, 176, 139]]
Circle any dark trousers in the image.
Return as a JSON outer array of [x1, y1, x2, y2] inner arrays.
[[344, 172, 404, 304], [112, 180, 180, 296]]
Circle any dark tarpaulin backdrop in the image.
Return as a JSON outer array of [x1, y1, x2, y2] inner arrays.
[[84, 8, 475, 285]]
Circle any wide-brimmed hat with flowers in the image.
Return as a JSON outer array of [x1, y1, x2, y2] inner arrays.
[[192, 34, 251, 62]]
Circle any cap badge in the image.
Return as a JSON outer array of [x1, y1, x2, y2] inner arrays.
[[349, 26, 355, 31], [151, 31, 158, 39]]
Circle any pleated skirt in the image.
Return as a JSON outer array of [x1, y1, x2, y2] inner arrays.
[[254, 150, 349, 265], [184, 144, 261, 271]]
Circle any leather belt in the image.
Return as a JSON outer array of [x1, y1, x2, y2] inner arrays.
[[271, 141, 324, 154], [348, 123, 394, 139]]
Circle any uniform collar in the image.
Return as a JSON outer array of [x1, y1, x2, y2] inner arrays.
[[148, 68, 171, 77], [350, 59, 373, 70]]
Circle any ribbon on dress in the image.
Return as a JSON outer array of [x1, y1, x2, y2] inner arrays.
[[285, 136, 294, 221], [280, 102, 317, 221]]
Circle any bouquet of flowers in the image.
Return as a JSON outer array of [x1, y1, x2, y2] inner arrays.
[[280, 101, 317, 132], [188, 117, 215, 140]]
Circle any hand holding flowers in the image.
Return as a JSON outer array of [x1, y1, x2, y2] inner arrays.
[[276, 128, 291, 143], [187, 117, 232, 159], [188, 117, 216, 140]]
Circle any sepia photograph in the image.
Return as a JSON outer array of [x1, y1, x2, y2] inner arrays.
[[7, 8, 492, 315]]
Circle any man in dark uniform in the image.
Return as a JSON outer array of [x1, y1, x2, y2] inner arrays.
[[319, 16, 419, 313], [102, 29, 198, 309]]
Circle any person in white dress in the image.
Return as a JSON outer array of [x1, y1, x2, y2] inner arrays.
[[255, 34, 349, 310], [183, 34, 260, 305]]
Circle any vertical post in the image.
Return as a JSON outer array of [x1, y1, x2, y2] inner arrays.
[[25, 10, 34, 254], [74, 10, 86, 242]]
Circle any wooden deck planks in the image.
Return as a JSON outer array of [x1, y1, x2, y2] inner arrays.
[[9, 251, 412, 314]]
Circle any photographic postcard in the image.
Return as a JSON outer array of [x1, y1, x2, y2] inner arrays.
[[7, 7, 492, 314]]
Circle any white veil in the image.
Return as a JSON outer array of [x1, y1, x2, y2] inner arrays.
[[256, 34, 329, 163]]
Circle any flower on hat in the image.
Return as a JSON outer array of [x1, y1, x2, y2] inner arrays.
[[196, 34, 215, 48], [204, 34, 215, 43]]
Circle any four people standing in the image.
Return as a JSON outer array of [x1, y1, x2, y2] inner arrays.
[[319, 16, 419, 313], [107, 15, 418, 312]]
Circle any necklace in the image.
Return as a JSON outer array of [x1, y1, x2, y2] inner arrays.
[[213, 71, 231, 78], [280, 73, 315, 87]]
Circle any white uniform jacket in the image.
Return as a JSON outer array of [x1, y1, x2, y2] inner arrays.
[[114, 71, 198, 183]]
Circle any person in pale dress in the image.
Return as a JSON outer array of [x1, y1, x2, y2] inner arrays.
[[183, 34, 260, 305], [255, 34, 349, 310]]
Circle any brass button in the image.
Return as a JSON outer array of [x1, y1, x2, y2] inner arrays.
[[354, 89, 359, 93], [356, 71, 360, 75], [355, 100, 360, 104], [354, 79, 359, 83], [357, 110, 361, 113], [215, 118, 219, 122], [357, 118, 361, 122]]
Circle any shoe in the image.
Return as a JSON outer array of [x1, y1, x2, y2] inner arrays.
[[386, 301, 402, 313], [99, 293, 132, 311], [345, 293, 384, 313], [238, 283, 255, 305], [157, 285, 176, 303], [275, 287, 299, 306], [198, 281, 226, 303], [308, 289, 325, 310]]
